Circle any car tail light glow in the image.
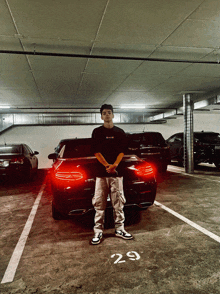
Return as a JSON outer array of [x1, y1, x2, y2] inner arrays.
[[135, 163, 154, 177], [10, 157, 24, 164], [55, 170, 85, 181]]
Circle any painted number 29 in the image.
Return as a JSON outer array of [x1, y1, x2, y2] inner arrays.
[[111, 251, 140, 264]]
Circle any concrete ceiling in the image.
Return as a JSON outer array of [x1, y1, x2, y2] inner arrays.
[[0, 0, 220, 120]]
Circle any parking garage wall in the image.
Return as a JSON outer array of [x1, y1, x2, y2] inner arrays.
[[0, 113, 219, 169]]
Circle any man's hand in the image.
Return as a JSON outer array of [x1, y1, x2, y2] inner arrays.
[[106, 163, 118, 174], [94, 152, 123, 175]]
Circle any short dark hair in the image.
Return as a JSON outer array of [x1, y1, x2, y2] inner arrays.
[[100, 104, 113, 114]]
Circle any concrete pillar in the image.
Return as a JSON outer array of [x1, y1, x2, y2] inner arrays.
[[183, 94, 194, 173]]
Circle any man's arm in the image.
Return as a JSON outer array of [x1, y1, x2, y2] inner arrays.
[[94, 152, 109, 168], [94, 152, 124, 174], [106, 152, 124, 173]]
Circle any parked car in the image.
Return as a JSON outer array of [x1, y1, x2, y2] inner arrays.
[[48, 138, 157, 219], [166, 131, 220, 168], [126, 132, 171, 172], [0, 144, 39, 179]]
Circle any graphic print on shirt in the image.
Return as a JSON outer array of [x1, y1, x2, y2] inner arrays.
[[106, 136, 114, 139]]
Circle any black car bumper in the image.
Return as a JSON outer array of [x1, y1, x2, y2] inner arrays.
[[51, 178, 157, 217], [194, 145, 220, 164], [0, 165, 26, 177]]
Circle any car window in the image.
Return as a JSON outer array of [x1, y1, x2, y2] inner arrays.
[[22, 145, 29, 155], [0, 145, 22, 154], [58, 145, 66, 158], [55, 143, 64, 153], [195, 133, 220, 143], [26, 145, 33, 154], [128, 134, 141, 142], [142, 133, 165, 145], [29, 146, 34, 154], [174, 134, 183, 142], [167, 136, 176, 143], [128, 133, 165, 146], [60, 141, 93, 158], [167, 134, 183, 143]]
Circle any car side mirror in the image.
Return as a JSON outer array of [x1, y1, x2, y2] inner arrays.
[[48, 153, 58, 160], [34, 151, 39, 155]]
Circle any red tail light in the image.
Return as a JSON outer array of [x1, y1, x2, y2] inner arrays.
[[135, 163, 154, 177], [54, 165, 86, 182], [10, 157, 24, 164], [55, 171, 84, 181]]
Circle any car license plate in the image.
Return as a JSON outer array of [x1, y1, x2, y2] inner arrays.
[[215, 146, 220, 150]]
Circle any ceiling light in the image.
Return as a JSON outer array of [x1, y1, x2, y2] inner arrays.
[[194, 100, 209, 109], [0, 106, 11, 109], [120, 105, 145, 109]]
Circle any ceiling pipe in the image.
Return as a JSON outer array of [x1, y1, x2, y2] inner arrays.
[[0, 106, 178, 111], [149, 94, 220, 121], [0, 50, 220, 65]]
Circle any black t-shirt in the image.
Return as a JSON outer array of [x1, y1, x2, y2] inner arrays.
[[91, 125, 127, 177]]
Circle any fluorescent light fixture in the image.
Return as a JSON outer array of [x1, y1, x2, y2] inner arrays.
[[0, 106, 11, 109], [150, 114, 163, 121], [120, 105, 145, 109], [194, 100, 209, 109], [163, 110, 176, 118]]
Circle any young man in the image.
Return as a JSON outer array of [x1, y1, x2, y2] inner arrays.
[[91, 104, 133, 245]]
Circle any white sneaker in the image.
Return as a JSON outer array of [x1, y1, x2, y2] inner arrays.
[[115, 230, 133, 240], [91, 232, 103, 245]]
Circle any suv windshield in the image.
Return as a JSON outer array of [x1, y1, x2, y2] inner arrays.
[[0, 145, 21, 154], [195, 132, 220, 143]]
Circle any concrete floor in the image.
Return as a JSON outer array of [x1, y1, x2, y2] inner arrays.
[[0, 164, 220, 294]]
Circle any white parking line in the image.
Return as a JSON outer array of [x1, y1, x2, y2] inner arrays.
[[1, 182, 46, 284], [168, 166, 220, 183], [154, 201, 220, 243]]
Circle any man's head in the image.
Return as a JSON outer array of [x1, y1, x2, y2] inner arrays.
[[100, 104, 113, 115], [100, 104, 114, 124]]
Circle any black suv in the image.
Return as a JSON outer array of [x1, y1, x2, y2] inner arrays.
[[126, 132, 171, 172], [166, 131, 220, 168]]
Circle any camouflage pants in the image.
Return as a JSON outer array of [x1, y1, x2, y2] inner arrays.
[[92, 177, 126, 234]]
